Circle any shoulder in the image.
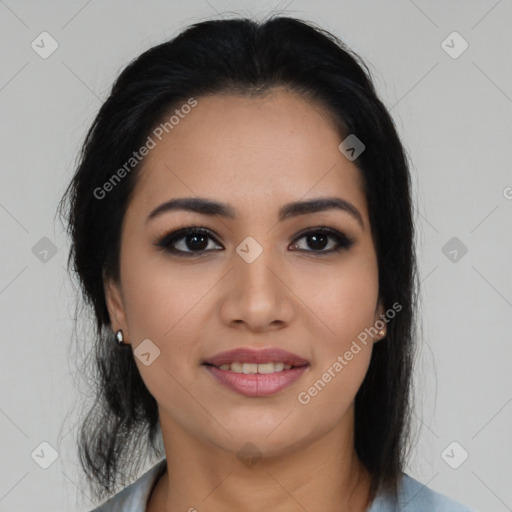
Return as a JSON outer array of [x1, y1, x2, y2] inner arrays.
[[368, 473, 475, 512], [88, 459, 167, 512]]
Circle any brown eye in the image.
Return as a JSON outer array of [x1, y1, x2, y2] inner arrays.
[[155, 227, 223, 256], [155, 225, 354, 257], [290, 227, 354, 254]]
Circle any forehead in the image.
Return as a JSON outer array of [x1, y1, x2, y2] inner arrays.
[[130, 89, 367, 219]]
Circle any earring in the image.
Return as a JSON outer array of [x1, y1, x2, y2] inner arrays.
[[378, 329, 386, 337], [115, 329, 125, 345]]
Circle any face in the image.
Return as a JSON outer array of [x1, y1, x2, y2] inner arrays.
[[105, 88, 385, 459]]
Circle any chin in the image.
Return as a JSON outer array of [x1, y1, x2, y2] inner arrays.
[[206, 419, 318, 460]]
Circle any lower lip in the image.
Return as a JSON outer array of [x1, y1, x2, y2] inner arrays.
[[203, 364, 309, 397]]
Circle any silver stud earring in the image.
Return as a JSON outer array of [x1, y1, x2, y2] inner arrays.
[[115, 329, 125, 345]]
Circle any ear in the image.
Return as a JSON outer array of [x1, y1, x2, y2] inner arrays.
[[373, 297, 387, 343], [103, 274, 130, 344]]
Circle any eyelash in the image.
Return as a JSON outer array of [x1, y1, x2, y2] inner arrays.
[[154, 224, 355, 257]]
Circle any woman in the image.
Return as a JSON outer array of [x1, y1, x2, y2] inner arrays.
[[59, 15, 474, 512]]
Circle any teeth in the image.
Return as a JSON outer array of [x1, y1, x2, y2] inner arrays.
[[230, 362, 243, 372], [217, 362, 293, 373], [258, 362, 279, 374]]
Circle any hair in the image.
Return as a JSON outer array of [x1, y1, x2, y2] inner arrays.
[[59, 14, 418, 505]]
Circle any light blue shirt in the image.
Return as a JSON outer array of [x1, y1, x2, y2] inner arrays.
[[89, 458, 474, 511]]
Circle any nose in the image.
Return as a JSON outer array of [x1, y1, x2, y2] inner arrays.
[[219, 245, 295, 333]]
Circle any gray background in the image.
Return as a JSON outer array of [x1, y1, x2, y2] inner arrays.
[[1, 1, 511, 511]]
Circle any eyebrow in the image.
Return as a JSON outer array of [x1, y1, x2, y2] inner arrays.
[[147, 196, 364, 228]]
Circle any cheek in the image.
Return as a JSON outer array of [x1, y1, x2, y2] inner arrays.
[[292, 250, 379, 407], [118, 246, 218, 392], [294, 248, 380, 350], [119, 256, 211, 427], [119, 240, 212, 341], [325, 269, 379, 342]]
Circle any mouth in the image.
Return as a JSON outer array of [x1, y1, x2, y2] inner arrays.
[[202, 347, 310, 397], [203, 361, 305, 373], [202, 347, 310, 368]]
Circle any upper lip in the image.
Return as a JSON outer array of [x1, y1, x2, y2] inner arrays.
[[203, 348, 310, 367]]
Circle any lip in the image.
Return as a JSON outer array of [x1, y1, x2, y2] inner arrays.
[[203, 347, 310, 367], [202, 347, 310, 398], [204, 364, 309, 397]]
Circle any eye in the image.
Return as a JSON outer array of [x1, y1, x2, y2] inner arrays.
[[155, 226, 223, 256], [154, 225, 354, 257], [289, 226, 354, 254]]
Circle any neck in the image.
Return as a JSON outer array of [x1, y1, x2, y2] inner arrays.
[[148, 406, 373, 512]]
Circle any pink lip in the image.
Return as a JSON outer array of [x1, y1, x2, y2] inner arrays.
[[202, 347, 310, 397], [203, 347, 309, 367], [204, 364, 309, 397]]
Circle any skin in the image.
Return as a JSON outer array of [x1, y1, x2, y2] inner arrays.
[[104, 88, 386, 512]]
